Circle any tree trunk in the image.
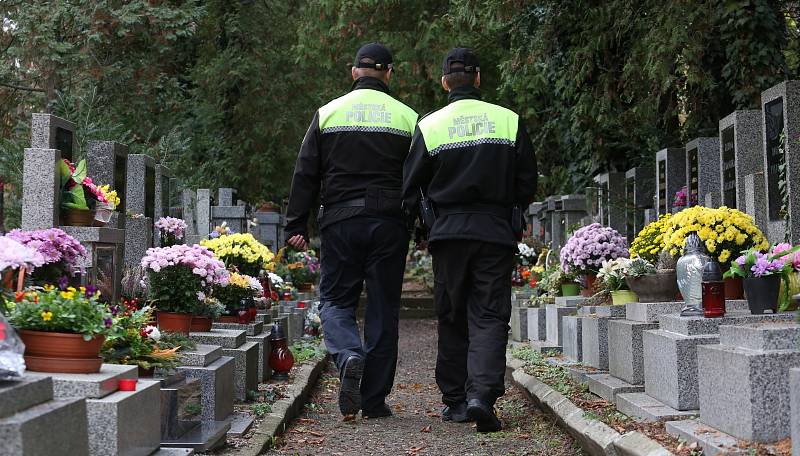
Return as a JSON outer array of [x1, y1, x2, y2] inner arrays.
[[0, 179, 6, 234]]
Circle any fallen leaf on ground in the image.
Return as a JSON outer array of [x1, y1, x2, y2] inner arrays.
[[420, 425, 432, 433]]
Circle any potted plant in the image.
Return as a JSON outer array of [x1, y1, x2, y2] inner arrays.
[[213, 272, 261, 323], [102, 304, 181, 377], [5, 228, 87, 286], [724, 246, 800, 314], [140, 244, 230, 335], [201, 232, 275, 277], [665, 206, 769, 300], [59, 159, 119, 226], [543, 268, 579, 297], [155, 217, 188, 247], [560, 223, 629, 297], [283, 249, 320, 291], [0, 236, 44, 291], [628, 215, 681, 301], [598, 258, 642, 305], [773, 243, 800, 312], [8, 285, 117, 373], [191, 295, 225, 331]]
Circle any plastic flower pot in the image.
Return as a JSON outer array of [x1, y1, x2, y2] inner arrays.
[[724, 276, 744, 300], [611, 290, 639, 305], [561, 283, 580, 297], [743, 276, 781, 315], [625, 271, 680, 302], [581, 274, 597, 297], [156, 311, 193, 335], [18, 330, 104, 373], [190, 316, 213, 332]]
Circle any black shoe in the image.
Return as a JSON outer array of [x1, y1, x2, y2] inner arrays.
[[362, 403, 393, 419], [338, 356, 364, 416], [466, 399, 501, 433], [442, 402, 471, 423]]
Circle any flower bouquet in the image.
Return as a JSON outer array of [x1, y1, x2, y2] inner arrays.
[[102, 304, 181, 376], [201, 232, 275, 277], [598, 258, 655, 304], [560, 223, 628, 295], [672, 186, 696, 209], [213, 272, 262, 323], [773, 243, 800, 312], [5, 228, 87, 285], [283, 249, 320, 290], [724, 245, 800, 314], [140, 244, 230, 334], [59, 159, 119, 226], [155, 217, 188, 247], [8, 284, 117, 373], [0, 237, 44, 295]]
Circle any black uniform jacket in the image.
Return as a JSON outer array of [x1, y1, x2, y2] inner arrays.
[[402, 86, 538, 248], [284, 77, 418, 242]]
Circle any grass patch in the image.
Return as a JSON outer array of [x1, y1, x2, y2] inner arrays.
[[290, 337, 325, 364], [252, 402, 273, 417]]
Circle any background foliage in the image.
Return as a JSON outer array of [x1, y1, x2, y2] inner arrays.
[[1, 0, 798, 230]]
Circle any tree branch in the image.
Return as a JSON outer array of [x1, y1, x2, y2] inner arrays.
[[0, 81, 45, 92]]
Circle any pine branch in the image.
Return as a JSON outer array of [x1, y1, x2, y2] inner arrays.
[[0, 81, 44, 92]]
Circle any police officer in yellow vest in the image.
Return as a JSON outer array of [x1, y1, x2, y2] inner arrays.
[[403, 48, 537, 432], [286, 43, 418, 419]]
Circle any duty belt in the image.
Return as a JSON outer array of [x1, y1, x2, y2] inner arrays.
[[324, 198, 366, 209], [436, 203, 512, 219]]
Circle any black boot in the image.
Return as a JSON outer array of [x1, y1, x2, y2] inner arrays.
[[338, 355, 364, 416], [362, 403, 393, 419], [466, 399, 501, 433], [442, 402, 471, 423]]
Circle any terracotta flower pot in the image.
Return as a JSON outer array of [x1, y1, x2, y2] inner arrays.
[[61, 208, 96, 227], [626, 271, 680, 303], [18, 330, 104, 373], [724, 276, 744, 300], [190, 316, 213, 332], [156, 311, 193, 335], [1, 269, 13, 289], [217, 315, 240, 323], [743, 276, 781, 315], [581, 274, 597, 297]]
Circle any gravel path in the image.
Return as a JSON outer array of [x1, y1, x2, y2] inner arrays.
[[266, 319, 585, 456]]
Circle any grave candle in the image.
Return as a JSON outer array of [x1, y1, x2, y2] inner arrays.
[[701, 260, 726, 318]]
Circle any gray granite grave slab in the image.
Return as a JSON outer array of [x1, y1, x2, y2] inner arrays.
[[608, 319, 658, 385], [719, 110, 763, 212], [666, 419, 753, 456], [86, 379, 161, 456], [561, 316, 583, 362], [625, 301, 682, 323], [526, 308, 546, 341], [222, 341, 260, 401], [189, 329, 247, 349], [0, 396, 88, 456], [546, 304, 577, 346], [658, 312, 794, 336], [510, 305, 528, 342], [126, 154, 156, 215], [155, 164, 173, 227], [30, 113, 76, 154], [761, 81, 800, 244], [21, 148, 61, 230], [182, 189, 198, 236], [586, 373, 644, 402], [217, 188, 236, 206], [625, 165, 656, 239], [616, 393, 698, 423], [179, 344, 222, 367], [87, 140, 129, 229], [581, 315, 616, 370], [212, 322, 264, 337], [594, 173, 627, 235], [655, 148, 686, 215], [247, 331, 272, 382], [177, 356, 235, 423], [159, 376, 201, 441], [698, 322, 800, 442], [555, 296, 586, 307], [225, 411, 255, 438], [0, 376, 53, 419], [196, 189, 211, 237], [791, 368, 800, 456], [704, 191, 721, 208], [160, 419, 229, 452], [254, 211, 281, 248], [211, 206, 246, 219], [29, 363, 138, 399]]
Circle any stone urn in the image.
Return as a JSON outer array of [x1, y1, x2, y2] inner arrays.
[[625, 271, 680, 302], [676, 233, 709, 316]]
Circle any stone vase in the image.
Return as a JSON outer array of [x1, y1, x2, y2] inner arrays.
[[19, 330, 104, 373], [626, 271, 680, 302], [743, 276, 781, 315]]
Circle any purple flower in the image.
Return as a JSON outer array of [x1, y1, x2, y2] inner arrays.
[[104, 317, 113, 328], [560, 223, 628, 273], [155, 217, 188, 239], [85, 284, 97, 297], [6, 228, 87, 275]]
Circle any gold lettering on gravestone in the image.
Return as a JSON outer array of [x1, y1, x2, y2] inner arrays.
[[721, 126, 736, 208]]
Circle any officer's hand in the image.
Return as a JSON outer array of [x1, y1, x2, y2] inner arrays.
[[287, 235, 308, 251]]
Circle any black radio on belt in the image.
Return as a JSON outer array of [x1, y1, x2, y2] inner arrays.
[[419, 188, 437, 228]]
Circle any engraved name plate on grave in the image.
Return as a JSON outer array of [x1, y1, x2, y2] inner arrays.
[[55, 127, 73, 162], [687, 146, 699, 206], [764, 98, 785, 221], [145, 165, 155, 219], [658, 160, 667, 214], [626, 175, 636, 239], [721, 125, 736, 208]]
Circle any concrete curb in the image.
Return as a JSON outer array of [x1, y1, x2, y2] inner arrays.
[[239, 353, 330, 456], [507, 356, 673, 456]]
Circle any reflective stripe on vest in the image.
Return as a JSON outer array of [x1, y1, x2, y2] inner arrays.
[[417, 99, 518, 156], [318, 89, 418, 138]]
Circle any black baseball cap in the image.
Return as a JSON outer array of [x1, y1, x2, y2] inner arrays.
[[442, 47, 480, 75], [353, 43, 393, 71]]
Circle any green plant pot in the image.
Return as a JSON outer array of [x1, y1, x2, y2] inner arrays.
[[561, 283, 580, 297], [611, 289, 639, 305]]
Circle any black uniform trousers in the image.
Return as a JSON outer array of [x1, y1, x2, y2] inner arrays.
[[318, 215, 409, 412], [431, 239, 515, 407]]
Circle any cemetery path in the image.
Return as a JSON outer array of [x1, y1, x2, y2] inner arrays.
[[266, 319, 585, 456]]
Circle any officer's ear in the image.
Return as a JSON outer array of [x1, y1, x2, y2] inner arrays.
[[441, 76, 449, 92], [475, 72, 481, 89], [384, 68, 392, 85]]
